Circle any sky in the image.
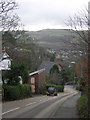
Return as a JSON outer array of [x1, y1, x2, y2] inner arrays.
[[16, 0, 89, 31]]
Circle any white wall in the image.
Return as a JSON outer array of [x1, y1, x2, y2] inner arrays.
[[0, 59, 11, 70]]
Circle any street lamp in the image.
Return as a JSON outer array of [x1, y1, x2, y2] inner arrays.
[[78, 59, 83, 90], [70, 61, 76, 88]]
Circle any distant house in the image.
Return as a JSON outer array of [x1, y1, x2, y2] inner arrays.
[[0, 48, 11, 70], [39, 61, 56, 75], [28, 69, 46, 94], [39, 60, 63, 75]]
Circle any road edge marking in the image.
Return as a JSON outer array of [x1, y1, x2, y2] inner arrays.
[[2, 107, 20, 115], [25, 102, 37, 107]]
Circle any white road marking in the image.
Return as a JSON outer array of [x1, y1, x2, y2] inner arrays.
[[0, 90, 2, 95], [2, 107, 20, 115], [25, 102, 37, 106]]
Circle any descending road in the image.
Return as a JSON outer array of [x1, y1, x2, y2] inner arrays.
[[2, 85, 80, 118]]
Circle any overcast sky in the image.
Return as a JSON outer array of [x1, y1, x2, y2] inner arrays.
[[16, 0, 89, 31]]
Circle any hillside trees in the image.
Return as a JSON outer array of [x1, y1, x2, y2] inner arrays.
[[2, 31, 16, 45]]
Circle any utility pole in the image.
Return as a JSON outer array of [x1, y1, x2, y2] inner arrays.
[[0, 17, 2, 120], [88, 1, 90, 118]]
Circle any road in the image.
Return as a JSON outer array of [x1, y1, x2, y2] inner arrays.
[[2, 85, 80, 118]]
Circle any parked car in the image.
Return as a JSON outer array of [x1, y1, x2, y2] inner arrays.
[[47, 87, 57, 96]]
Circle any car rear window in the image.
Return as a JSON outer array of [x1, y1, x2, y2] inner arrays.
[[48, 87, 55, 92]]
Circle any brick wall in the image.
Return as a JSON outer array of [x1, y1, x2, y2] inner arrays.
[[28, 69, 46, 93]]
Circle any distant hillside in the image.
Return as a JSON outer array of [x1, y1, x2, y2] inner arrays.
[[2, 29, 87, 69], [26, 29, 85, 50], [26, 29, 75, 39]]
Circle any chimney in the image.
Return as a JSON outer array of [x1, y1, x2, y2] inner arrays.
[[2, 47, 6, 52]]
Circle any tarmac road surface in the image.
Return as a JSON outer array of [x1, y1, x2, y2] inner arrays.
[[2, 85, 80, 118]]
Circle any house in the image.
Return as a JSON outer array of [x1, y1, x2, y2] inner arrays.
[[0, 47, 11, 70], [39, 61, 55, 75], [28, 69, 46, 94]]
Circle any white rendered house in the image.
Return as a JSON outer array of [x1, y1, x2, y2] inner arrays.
[[0, 48, 11, 70]]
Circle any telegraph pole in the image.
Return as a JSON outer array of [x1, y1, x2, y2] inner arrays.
[[0, 15, 2, 120], [88, 1, 90, 118]]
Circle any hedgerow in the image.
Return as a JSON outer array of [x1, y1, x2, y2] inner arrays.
[[3, 84, 31, 100], [77, 94, 88, 118]]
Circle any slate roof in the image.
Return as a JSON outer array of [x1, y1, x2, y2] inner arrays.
[[39, 61, 56, 75]]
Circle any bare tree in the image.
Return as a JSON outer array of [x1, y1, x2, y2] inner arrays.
[[0, 0, 20, 30], [66, 7, 89, 44]]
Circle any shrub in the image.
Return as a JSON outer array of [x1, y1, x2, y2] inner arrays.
[[55, 85, 64, 92], [39, 85, 47, 95], [4, 85, 20, 100], [3, 62, 29, 85], [77, 94, 88, 118], [46, 83, 56, 89], [24, 84, 31, 96], [18, 84, 25, 97], [3, 84, 31, 100]]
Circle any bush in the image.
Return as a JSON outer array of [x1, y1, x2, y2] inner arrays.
[[3, 62, 29, 84], [3, 84, 31, 100], [77, 94, 88, 118], [39, 85, 47, 95], [4, 85, 20, 100], [23, 84, 31, 96], [55, 85, 64, 92]]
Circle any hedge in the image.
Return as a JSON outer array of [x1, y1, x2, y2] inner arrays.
[[3, 84, 31, 100], [39, 85, 47, 95], [46, 84, 64, 92], [77, 94, 88, 118], [55, 85, 64, 92]]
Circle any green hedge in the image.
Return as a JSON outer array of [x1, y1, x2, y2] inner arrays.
[[3, 84, 31, 100], [46, 84, 64, 92], [39, 85, 47, 95], [77, 94, 88, 118], [55, 85, 64, 92]]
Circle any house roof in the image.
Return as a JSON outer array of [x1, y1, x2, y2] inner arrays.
[[39, 61, 56, 75], [0, 51, 10, 61], [29, 68, 45, 76]]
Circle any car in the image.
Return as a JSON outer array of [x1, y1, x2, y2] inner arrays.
[[47, 87, 57, 96]]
